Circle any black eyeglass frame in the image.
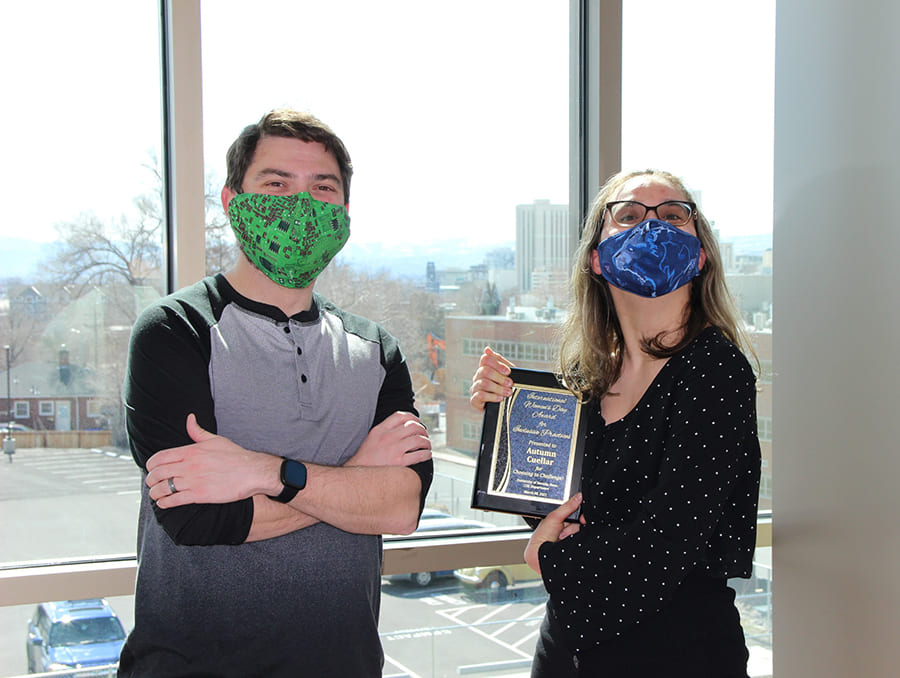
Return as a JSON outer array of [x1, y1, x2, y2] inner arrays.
[[602, 200, 697, 227]]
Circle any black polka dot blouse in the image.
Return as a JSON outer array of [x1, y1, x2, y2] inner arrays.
[[538, 326, 762, 653]]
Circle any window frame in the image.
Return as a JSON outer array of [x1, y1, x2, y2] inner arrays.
[[87, 399, 102, 418], [0, 0, 773, 612]]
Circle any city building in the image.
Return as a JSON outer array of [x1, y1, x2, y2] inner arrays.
[[515, 200, 571, 293], [444, 312, 773, 513], [444, 313, 561, 453]]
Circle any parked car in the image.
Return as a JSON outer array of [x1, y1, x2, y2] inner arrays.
[[0, 422, 33, 432], [386, 510, 494, 587], [26, 598, 126, 674], [411, 512, 494, 536], [454, 562, 541, 590], [416, 508, 455, 523]]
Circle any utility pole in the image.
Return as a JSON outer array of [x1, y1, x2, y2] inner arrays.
[[4, 345, 15, 462]]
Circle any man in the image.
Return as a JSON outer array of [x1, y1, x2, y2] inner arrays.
[[118, 109, 433, 677]]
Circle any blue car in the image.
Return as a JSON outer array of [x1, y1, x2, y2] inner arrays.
[[26, 598, 126, 674]]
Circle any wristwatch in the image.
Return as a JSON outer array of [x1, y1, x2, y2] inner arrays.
[[270, 457, 307, 503]]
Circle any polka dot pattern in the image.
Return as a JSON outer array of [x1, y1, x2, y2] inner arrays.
[[539, 327, 761, 653]]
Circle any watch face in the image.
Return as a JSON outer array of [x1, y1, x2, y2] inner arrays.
[[282, 459, 307, 490]]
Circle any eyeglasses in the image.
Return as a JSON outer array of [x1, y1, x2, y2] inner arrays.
[[604, 200, 696, 227]]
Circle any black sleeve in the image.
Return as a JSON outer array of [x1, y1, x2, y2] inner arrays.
[[125, 293, 253, 546], [375, 332, 433, 512], [538, 343, 760, 648]]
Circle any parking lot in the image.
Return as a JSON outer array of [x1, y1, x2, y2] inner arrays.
[[0, 445, 545, 677], [380, 579, 547, 678], [0, 446, 772, 677]]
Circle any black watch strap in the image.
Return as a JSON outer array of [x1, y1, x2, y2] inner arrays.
[[270, 457, 307, 503]]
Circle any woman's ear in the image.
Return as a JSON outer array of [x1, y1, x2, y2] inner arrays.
[[590, 247, 603, 276], [698, 247, 707, 271]]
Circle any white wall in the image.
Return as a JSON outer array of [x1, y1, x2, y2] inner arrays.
[[773, 1, 900, 676]]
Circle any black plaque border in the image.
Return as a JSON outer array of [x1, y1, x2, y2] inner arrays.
[[471, 368, 586, 521]]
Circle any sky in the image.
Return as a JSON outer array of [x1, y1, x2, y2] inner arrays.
[[1, 0, 774, 249]]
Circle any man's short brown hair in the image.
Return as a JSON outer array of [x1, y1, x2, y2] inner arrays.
[[225, 109, 354, 202]]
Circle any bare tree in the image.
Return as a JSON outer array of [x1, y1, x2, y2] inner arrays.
[[47, 155, 236, 300], [316, 261, 445, 378], [204, 171, 238, 275], [39, 168, 455, 442], [48, 210, 163, 288], [35, 155, 231, 444], [0, 291, 50, 367], [46, 153, 166, 308]]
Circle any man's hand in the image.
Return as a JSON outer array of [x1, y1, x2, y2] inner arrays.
[[345, 411, 432, 467], [524, 493, 584, 576], [469, 347, 515, 411], [146, 413, 280, 509]]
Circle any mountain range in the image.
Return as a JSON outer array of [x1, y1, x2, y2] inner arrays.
[[0, 233, 772, 283], [337, 232, 773, 280]]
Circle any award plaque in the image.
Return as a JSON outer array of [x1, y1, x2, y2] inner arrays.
[[471, 368, 587, 521]]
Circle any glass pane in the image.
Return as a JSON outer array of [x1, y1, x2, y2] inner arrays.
[[0, 1, 162, 566], [621, 0, 775, 508], [0, 2, 159, 665], [201, 0, 569, 529], [622, 2, 775, 675], [200, 2, 568, 676], [2, 595, 134, 675], [380, 575, 547, 676], [377, 557, 773, 677]]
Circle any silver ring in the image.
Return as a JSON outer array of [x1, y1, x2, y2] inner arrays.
[[167, 477, 177, 494]]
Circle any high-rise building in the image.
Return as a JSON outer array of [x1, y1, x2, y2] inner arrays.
[[515, 200, 570, 292]]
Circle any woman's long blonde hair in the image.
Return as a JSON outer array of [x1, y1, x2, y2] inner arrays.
[[557, 169, 754, 401]]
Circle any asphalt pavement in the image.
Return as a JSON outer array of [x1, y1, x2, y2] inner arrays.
[[0, 443, 540, 677]]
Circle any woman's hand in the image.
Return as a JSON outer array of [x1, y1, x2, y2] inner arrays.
[[469, 347, 515, 411], [524, 493, 584, 575]]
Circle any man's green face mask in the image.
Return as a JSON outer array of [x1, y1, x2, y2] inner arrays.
[[228, 192, 350, 288]]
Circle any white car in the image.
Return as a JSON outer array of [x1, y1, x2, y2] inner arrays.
[[386, 510, 494, 587]]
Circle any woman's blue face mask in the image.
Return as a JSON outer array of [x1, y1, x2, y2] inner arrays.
[[596, 219, 702, 298]]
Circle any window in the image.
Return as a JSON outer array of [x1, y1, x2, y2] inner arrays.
[[462, 422, 481, 442], [0, 3, 775, 677], [0, 0, 162, 560], [758, 416, 773, 441], [463, 337, 554, 363], [621, 1, 776, 665], [0, 2, 161, 671], [87, 400, 103, 418], [199, 2, 570, 672], [200, 0, 571, 519]]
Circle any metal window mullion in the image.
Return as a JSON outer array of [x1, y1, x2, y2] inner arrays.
[[160, 0, 206, 292], [570, 0, 622, 239]]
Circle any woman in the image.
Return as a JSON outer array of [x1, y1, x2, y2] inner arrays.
[[471, 169, 761, 677]]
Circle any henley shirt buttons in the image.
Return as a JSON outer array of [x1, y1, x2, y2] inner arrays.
[[296, 347, 302, 355], [301, 374, 308, 383], [283, 326, 291, 334]]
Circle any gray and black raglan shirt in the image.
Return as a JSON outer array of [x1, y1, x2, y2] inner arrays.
[[119, 274, 432, 678]]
